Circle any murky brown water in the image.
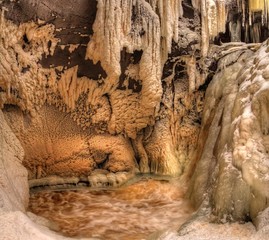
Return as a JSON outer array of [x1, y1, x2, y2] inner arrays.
[[28, 179, 193, 240]]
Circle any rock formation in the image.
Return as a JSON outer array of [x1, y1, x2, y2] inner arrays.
[[1, 0, 269, 239], [188, 41, 269, 222], [0, 0, 201, 181]]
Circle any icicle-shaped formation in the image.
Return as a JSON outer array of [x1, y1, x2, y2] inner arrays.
[[86, 0, 183, 138], [231, 0, 269, 43], [235, 0, 269, 27], [202, 0, 269, 40], [248, 0, 269, 26], [148, 0, 183, 63], [192, 0, 227, 38], [86, 0, 163, 138], [86, 0, 162, 89], [205, 0, 227, 39], [200, 0, 227, 56], [86, 0, 182, 77]]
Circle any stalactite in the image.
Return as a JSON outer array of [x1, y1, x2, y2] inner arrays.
[[203, 0, 227, 40], [86, 0, 183, 77], [207, 0, 218, 38], [216, 1, 226, 34], [190, 0, 267, 53], [250, 22, 262, 43], [238, 0, 269, 27], [200, 0, 227, 56], [86, 0, 184, 138], [201, 0, 209, 57], [148, 0, 183, 63], [199, 0, 269, 51], [233, 1, 269, 43]]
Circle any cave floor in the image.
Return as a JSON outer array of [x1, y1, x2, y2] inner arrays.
[[28, 178, 193, 240]]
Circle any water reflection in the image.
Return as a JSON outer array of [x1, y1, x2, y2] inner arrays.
[[29, 179, 193, 240]]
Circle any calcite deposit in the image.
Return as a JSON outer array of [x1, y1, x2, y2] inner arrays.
[[1, 0, 269, 239]]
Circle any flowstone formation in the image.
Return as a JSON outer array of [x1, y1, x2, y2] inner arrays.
[[188, 40, 269, 223], [1, 0, 269, 239]]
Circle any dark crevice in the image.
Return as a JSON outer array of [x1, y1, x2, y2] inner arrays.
[[23, 34, 30, 44], [47, 40, 52, 49], [117, 48, 143, 93], [120, 47, 132, 72], [197, 74, 213, 92], [118, 75, 127, 91], [214, 22, 231, 45], [97, 155, 109, 170], [104, 93, 112, 116], [77, 59, 107, 79], [198, 60, 218, 91], [182, 0, 194, 19], [3, 104, 20, 112], [22, 66, 30, 73], [128, 78, 142, 93], [133, 50, 143, 64], [40, 45, 107, 80]]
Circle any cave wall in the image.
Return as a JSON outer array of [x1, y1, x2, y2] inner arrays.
[[1, 0, 269, 228], [0, 0, 205, 181]]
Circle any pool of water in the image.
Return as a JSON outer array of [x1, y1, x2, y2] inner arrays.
[[28, 178, 193, 240]]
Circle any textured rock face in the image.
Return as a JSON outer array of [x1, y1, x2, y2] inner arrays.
[[0, 109, 71, 240], [0, 0, 203, 179], [188, 41, 269, 223], [1, 0, 269, 239], [0, 109, 28, 212], [4, 105, 136, 181]]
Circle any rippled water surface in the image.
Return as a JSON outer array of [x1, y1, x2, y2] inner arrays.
[[28, 179, 193, 240]]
